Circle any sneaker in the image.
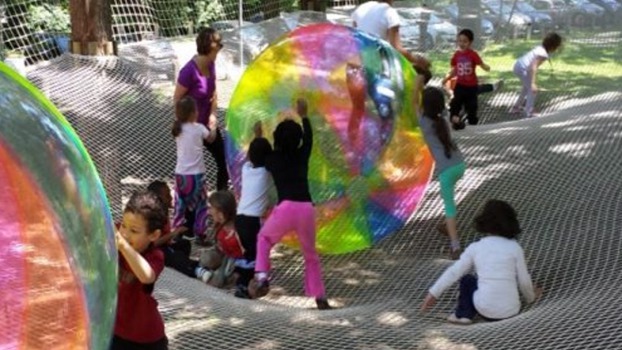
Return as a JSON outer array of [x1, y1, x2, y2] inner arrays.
[[492, 79, 504, 92], [234, 285, 251, 299], [200, 270, 213, 283], [253, 279, 270, 299], [447, 313, 473, 325], [452, 120, 466, 131], [316, 297, 333, 310], [450, 247, 462, 260]]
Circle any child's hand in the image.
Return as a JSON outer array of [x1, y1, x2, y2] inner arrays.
[[531, 83, 538, 92], [115, 230, 128, 251], [481, 63, 491, 72], [208, 114, 218, 131], [296, 98, 308, 117], [420, 293, 437, 312], [253, 121, 263, 138]]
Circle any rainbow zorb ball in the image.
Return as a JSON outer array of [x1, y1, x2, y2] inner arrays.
[[0, 63, 117, 349], [225, 23, 433, 254]]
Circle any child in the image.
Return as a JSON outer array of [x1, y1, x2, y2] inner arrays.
[[206, 190, 245, 288], [147, 180, 213, 283], [112, 190, 168, 349], [252, 98, 332, 310], [512, 32, 563, 118], [442, 29, 491, 130], [420, 199, 541, 324], [171, 96, 217, 243], [419, 87, 466, 260], [233, 122, 274, 298]]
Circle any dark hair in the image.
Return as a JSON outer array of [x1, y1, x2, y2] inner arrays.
[[422, 87, 456, 159], [273, 120, 302, 157], [172, 96, 197, 137], [458, 29, 474, 43], [249, 137, 273, 167], [414, 65, 432, 85], [542, 32, 563, 54], [196, 27, 223, 55], [474, 199, 521, 239], [124, 190, 167, 233], [147, 180, 168, 194], [208, 191, 237, 224], [147, 180, 170, 203]]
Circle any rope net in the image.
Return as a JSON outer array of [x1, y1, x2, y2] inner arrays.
[[7, 0, 622, 349]]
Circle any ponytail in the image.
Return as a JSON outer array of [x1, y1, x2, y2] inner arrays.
[[173, 96, 197, 138], [422, 87, 456, 159], [172, 120, 182, 137]]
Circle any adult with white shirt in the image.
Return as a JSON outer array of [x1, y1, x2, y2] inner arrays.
[[351, 0, 428, 68], [420, 199, 542, 324]]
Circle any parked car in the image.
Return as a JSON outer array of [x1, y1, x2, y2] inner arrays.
[[513, 1, 555, 31], [587, 0, 621, 23], [482, 0, 533, 36], [564, 0, 606, 26], [396, 7, 458, 47], [530, 0, 573, 27], [442, 4, 495, 36]]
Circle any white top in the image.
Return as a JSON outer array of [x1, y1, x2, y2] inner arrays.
[[175, 122, 210, 175], [237, 162, 273, 217], [351, 1, 401, 41], [429, 236, 536, 319], [515, 45, 548, 72]]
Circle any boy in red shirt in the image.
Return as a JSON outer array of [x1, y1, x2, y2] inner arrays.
[[442, 29, 491, 130], [113, 190, 168, 350]]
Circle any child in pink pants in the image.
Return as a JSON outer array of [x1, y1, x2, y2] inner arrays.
[[253, 99, 331, 310]]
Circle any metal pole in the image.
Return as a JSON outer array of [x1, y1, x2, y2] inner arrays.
[[239, 0, 244, 71]]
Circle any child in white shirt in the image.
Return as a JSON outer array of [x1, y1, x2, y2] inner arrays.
[[421, 199, 541, 324], [233, 122, 274, 298], [171, 96, 217, 242], [512, 32, 563, 118]]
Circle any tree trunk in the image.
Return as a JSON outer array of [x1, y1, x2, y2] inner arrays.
[[69, 0, 114, 55]]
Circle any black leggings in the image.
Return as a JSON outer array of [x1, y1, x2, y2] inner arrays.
[[449, 84, 479, 125], [204, 129, 230, 191], [161, 239, 198, 278], [111, 335, 168, 350], [234, 214, 261, 287]]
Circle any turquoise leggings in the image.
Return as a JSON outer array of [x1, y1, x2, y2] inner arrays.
[[438, 162, 466, 218]]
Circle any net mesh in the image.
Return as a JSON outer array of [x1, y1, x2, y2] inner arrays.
[[7, 0, 622, 349]]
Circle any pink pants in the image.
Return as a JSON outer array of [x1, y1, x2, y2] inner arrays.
[[255, 200, 326, 298]]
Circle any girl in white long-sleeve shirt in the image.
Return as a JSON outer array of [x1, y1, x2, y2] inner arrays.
[[421, 199, 541, 324]]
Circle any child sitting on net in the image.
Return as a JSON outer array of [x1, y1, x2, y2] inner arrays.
[[420, 199, 542, 324], [147, 180, 213, 283], [198, 190, 245, 288]]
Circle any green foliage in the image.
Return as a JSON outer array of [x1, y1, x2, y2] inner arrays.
[[194, 0, 226, 28], [154, 0, 193, 36], [27, 3, 70, 33]]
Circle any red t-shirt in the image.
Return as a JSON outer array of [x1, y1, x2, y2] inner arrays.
[[114, 248, 166, 343], [450, 49, 483, 87], [216, 226, 245, 259]]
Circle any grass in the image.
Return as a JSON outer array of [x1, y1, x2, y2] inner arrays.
[[425, 31, 622, 97]]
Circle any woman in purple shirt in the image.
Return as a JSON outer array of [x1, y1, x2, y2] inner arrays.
[[174, 27, 230, 191]]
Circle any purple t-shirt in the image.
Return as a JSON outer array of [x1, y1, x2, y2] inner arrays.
[[177, 59, 216, 126]]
